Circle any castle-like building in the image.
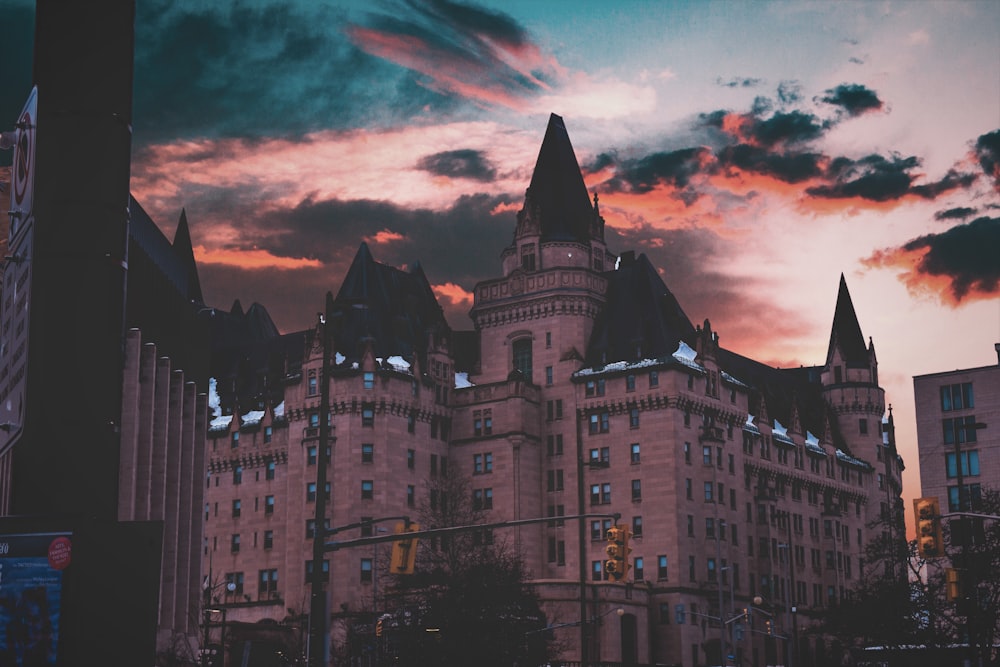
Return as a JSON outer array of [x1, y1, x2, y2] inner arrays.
[[202, 114, 905, 667]]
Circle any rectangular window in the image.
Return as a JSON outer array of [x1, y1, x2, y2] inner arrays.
[[231, 534, 241, 553], [631, 479, 642, 501], [704, 482, 714, 502], [264, 426, 273, 444], [649, 370, 658, 388], [266, 461, 275, 480], [232, 499, 241, 518], [362, 403, 375, 427], [941, 382, 974, 411], [264, 495, 274, 515], [626, 374, 636, 392], [632, 515, 643, 537], [362, 443, 374, 464], [306, 483, 316, 502], [258, 568, 278, 596], [634, 557, 644, 581], [591, 561, 603, 582], [658, 555, 668, 580], [630, 443, 641, 463], [946, 450, 980, 478], [363, 371, 374, 389], [231, 431, 240, 448], [307, 446, 317, 465], [361, 480, 374, 500], [545, 366, 553, 385], [629, 407, 640, 428], [361, 558, 373, 583], [263, 530, 273, 549], [407, 449, 415, 469], [308, 373, 317, 396], [233, 466, 242, 485]]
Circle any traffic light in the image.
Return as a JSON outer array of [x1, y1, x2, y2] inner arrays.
[[389, 521, 420, 574], [946, 568, 963, 602], [913, 497, 944, 558], [604, 525, 632, 581]]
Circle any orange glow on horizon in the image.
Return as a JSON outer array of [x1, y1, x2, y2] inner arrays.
[[193, 245, 322, 270]]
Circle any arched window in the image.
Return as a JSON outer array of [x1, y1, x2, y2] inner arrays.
[[512, 338, 532, 380]]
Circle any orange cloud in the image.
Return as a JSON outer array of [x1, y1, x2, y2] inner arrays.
[[193, 245, 321, 270], [364, 229, 405, 245], [433, 282, 473, 307], [861, 245, 998, 307]]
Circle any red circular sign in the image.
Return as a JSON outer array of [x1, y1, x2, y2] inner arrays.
[[48, 536, 72, 570]]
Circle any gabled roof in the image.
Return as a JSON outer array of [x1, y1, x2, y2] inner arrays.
[[525, 113, 596, 243], [826, 274, 868, 367], [585, 251, 697, 364], [331, 243, 450, 365]]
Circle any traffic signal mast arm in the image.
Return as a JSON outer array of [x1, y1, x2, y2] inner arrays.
[[325, 512, 621, 551]]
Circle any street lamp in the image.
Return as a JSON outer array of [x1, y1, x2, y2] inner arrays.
[[202, 580, 236, 667]]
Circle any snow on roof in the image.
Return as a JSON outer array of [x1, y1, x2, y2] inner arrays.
[[242, 410, 266, 426], [836, 449, 872, 469], [455, 372, 473, 388], [772, 419, 794, 445], [721, 370, 748, 387], [573, 356, 664, 377], [804, 431, 826, 455], [208, 377, 222, 418], [209, 415, 233, 432], [742, 414, 760, 434], [672, 341, 705, 372]]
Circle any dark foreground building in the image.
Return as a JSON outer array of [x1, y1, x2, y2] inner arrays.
[[202, 113, 906, 667]]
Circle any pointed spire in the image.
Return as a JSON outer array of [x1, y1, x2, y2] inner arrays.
[[524, 113, 596, 243], [826, 274, 868, 366], [172, 208, 204, 304]]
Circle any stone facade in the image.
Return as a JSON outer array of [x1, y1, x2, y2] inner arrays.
[[202, 115, 906, 667]]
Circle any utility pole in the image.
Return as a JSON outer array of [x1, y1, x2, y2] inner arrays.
[[309, 293, 336, 667]]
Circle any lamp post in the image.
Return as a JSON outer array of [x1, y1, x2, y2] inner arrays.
[[309, 296, 336, 667], [202, 579, 236, 667]]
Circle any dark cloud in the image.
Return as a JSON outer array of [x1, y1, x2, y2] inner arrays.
[[345, 0, 555, 104], [975, 129, 1000, 189], [716, 77, 763, 88], [819, 83, 883, 116], [416, 149, 497, 181], [196, 191, 513, 332], [808, 154, 975, 202], [901, 216, 1000, 302], [752, 111, 827, 147], [776, 81, 802, 106], [934, 207, 976, 221], [600, 147, 712, 194], [130, 2, 454, 146], [717, 144, 825, 184]]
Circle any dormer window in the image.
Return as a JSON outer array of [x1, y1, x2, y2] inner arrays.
[[520, 244, 536, 271]]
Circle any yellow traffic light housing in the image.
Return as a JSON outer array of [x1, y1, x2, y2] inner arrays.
[[913, 497, 944, 558], [946, 568, 963, 602], [604, 525, 632, 582], [389, 521, 420, 574]]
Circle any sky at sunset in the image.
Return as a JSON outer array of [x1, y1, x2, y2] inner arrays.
[[1, 0, 998, 537]]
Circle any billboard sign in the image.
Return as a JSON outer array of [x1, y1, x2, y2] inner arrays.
[[0, 530, 70, 665], [0, 85, 37, 455]]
